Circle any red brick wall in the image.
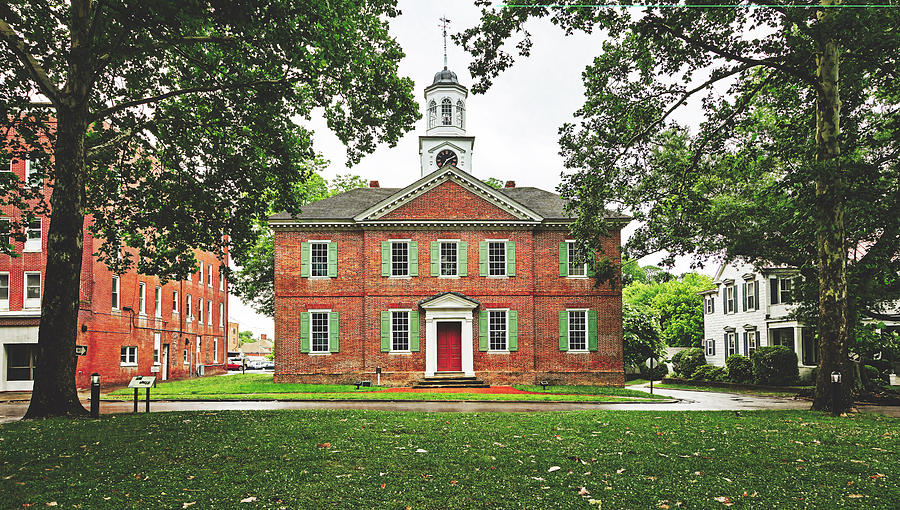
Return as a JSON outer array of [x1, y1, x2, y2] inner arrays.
[[380, 181, 518, 220]]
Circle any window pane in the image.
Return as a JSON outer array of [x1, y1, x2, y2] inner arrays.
[[489, 310, 507, 351], [0, 274, 8, 300], [440, 242, 457, 276], [488, 242, 506, 276], [26, 274, 40, 299], [7, 344, 36, 381], [441, 98, 452, 125], [311, 312, 329, 352], [568, 311, 587, 351], [27, 220, 40, 239], [391, 311, 409, 351], [568, 243, 586, 276], [311, 242, 329, 277], [391, 242, 408, 276]]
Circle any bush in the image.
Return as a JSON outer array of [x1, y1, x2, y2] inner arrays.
[[672, 348, 707, 378], [867, 359, 892, 379], [639, 361, 670, 381], [863, 365, 884, 389], [726, 354, 753, 384], [751, 346, 799, 386], [691, 364, 727, 382]]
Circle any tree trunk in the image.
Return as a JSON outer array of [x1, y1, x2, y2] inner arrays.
[[22, 106, 89, 419], [23, 0, 92, 419], [811, 1, 851, 413]]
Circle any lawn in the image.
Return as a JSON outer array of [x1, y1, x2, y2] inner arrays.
[[1, 410, 897, 508], [653, 382, 811, 398], [106, 374, 666, 402]]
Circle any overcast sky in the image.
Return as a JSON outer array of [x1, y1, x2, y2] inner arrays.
[[228, 1, 716, 339]]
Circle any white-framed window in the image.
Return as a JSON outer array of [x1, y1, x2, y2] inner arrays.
[[197, 335, 201, 354], [198, 261, 203, 285], [0, 272, 9, 310], [110, 276, 120, 310], [310, 311, 330, 353], [154, 286, 162, 317], [24, 272, 41, 308], [206, 299, 212, 325], [219, 303, 224, 327], [705, 339, 715, 356], [120, 346, 137, 366], [172, 290, 179, 315], [153, 332, 161, 364], [440, 241, 458, 277], [705, 296, 715, 314], [567, 241, 587, 277], [24, 219, 41, 252], [198, 297, 203, 323], [780, 278, 793, 304], [727, 332, 737, 357], [391, 310, 410, 352], [746, 280, 756, 311], [456, 99, 465, 128], [6, 344, 36, 381], [184, 340, 189, 365], [726, 285, 735, 314], [219, 273, 225, 291], [213, 337, 219, 363], [488, 241, 506, 276], [489, 309, 508, 351], [749, 330, 759, 358], [391, 241, 409, 277], [441, 97, 452, 125], [427, 100, 437, 128], [207, 265, 212, 287], [24, 158, 42, 188], [568, 309, 588, 351], [138, 282, 146, 315], [186, 293, 192, 321], [0, 217, 9, 242], [311, 241, 330, 277]]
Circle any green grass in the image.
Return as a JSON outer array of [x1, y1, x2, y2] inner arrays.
[[106, 374, 663, 402], [2, 410, 897, 508], [514, 384, 666, 399], [654, 382, 810, 397]]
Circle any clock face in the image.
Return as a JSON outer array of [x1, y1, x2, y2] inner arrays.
[[435, 149, 458, 168]]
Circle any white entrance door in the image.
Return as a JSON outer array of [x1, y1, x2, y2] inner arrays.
[[161, 345, 169, 380]]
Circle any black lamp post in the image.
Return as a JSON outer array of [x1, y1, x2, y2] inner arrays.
[[831, 371, 842, 416], [90, 373, 100, 418]]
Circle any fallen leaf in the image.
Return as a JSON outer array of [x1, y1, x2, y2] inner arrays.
[[659, 505, 670, 509], [316, 443, 331, 449], [415, 449, 428, 453], [380, 483, 386, 489], [182, 503, 195, 509], [714, 496, 733, 506], [578, 487, 590, 496], [548, 466, 561, 472], [450, 480, 458, 485], [240, 497, 256, 503], [847, 494, 865, 499], [46, 504, 57, 507], [616, 468, 626, 474], [871, 473, 885, 479]]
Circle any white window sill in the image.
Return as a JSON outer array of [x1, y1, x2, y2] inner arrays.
[[487, 350, 510, 354], [308, 352, 331, 356], [567, 350, 591, 354], [389, 350, 412, 355], [23, 248, 41, 253], [438, 275, 459, 279], [389, 275, 411, 279], [23, 305, 41, 310], [487, 275, 508, 279], [120, 363, 138, 367], [309, 276, 332, 280], [153, 362, 160, 366], [567, 275, 589, 279]]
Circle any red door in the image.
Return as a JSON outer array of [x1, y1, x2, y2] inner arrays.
[[436, 322, 462, 372]]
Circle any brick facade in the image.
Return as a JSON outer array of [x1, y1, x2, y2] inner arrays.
[[272, 169, 625, 387], [1, 146, 229, 391]]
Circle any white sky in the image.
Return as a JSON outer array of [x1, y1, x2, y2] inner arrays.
[[228, 1, 717, 339]]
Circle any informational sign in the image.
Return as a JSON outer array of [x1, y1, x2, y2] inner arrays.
[[149, 365, 160, 373], [75, 345, 87, 356], [127, 376, 157, 388]]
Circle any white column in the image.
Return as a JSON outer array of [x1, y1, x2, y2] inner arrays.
[[461, 316, 475, 377], [425, 317, 437, 377]]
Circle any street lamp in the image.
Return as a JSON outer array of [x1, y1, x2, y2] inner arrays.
[[831, 371, 842, 416], [90, 373, 100, 418]]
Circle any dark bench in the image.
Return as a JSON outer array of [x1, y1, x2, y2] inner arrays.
[[355, 380, 372, 389]]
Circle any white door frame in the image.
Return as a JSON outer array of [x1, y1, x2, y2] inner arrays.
[[420, 293, 478, 377]]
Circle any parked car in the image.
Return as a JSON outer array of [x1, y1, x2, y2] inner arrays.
[[226, 357, 243, 370], [247, 359, 267, 370], [262, 360, 274, 370]]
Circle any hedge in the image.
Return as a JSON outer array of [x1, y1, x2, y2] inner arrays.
[[672, 348, 707, 378], [726, 354, 753, 384], [751, 346, 799, 386]]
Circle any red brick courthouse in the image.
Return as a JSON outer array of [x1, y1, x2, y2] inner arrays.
[[270, 67, 626, 386]]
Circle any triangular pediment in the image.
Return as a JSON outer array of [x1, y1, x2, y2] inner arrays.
[[419, 292, 480, 310], [426, 140, 469, 156], [354, 165, 543, 222]]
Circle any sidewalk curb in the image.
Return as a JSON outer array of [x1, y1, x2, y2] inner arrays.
[[97, 397, 681, 405]]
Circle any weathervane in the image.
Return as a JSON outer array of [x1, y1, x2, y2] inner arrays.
[[439, 16, 451, 70]]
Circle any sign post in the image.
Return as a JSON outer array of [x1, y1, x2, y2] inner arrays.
[[127, 376, 157, 413], [648, 357, 657, 395]]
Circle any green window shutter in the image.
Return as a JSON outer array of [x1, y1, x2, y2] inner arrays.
[[478, 310, 489, 351], [380, 311, 390, 352], [458, 242, 468, 276], [586, 252, 596, 277], [329, 312, 339, 353], [430, 241, 439, 276], [381, 241, 390, 277], [410, 311, 420, 352], [409, 241, 419, 276], [479, 242, 488, 276], [300, 312, 310, 353], [508, 310, 518, 352], [559, 242, 568, 277], [506, 241, 516, 276], [328, 242, 338, 278], [300, 242, 310, 278], [558, 311, 569, 351], [754, 282, 759, 311], [588, 310, 598, 352]]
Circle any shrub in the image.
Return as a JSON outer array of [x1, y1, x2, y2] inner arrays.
[[726, 354, 753, 384], [751, 346, 799, 386], [672, 348, 707, 378], [691, 364, 727, 382], [863, 365, 883, 389], [867, 359, 892, 379], [639, 361, 669, 381]]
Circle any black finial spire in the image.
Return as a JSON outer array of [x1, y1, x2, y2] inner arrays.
[[439, 16, 451, 70]]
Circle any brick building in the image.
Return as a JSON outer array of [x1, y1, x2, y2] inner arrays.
[[1, 138, 229, 391], [270, 67, 626, 386]]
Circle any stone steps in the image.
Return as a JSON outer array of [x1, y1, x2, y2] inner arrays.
[[412, 373, 489, 389]]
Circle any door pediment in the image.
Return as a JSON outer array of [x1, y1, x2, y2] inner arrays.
[[419, 292, 480, 311]]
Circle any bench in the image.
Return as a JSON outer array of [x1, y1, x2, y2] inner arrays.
[[355, 380, 372, 389]]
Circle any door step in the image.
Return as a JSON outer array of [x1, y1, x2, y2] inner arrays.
[[412, 373, 489, 389]]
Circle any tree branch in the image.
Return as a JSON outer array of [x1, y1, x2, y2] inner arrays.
[[91, 78, 287, 121], [0, 18, 61, 105]]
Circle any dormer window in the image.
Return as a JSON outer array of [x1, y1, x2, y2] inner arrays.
[[428, 100, 437, 129], [441, 98, 452, 125]]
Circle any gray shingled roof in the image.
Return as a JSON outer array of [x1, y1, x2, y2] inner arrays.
[[269, 184, 603, 222]]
